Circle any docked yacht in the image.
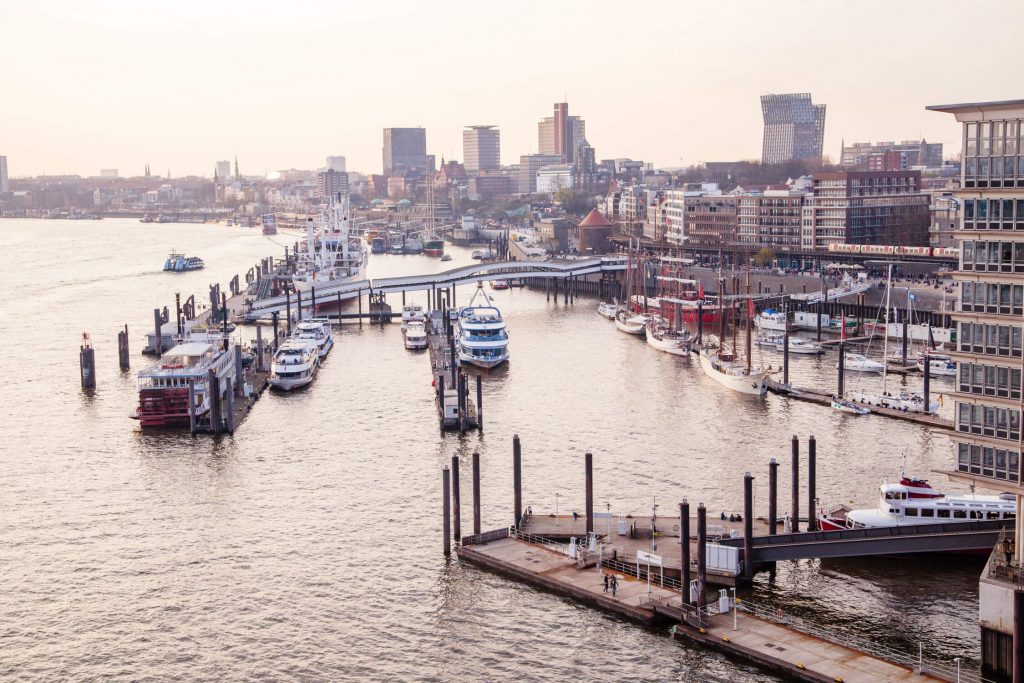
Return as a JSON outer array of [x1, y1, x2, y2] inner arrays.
[[778, 338, 824, 355], [819, 476, 1015, 531], [753, 309, 791, 332], [269, 339, 320, 390], [845, 388, 940, 413], [292, 194, 367, 297], [645, 319, 692, 356], [831, 397, 870, 415], [401, 304, 427, 329], [614, 309, 650, 335], [131, 333, 236, 428], [917, 354, 956, 376], [456, 284, 510, 369], [698, 341, 769, 396], [597, 301, 617, 320], [404, 321, 428, 350], [840, 353, 884, 372], [291, 319, 334, 358]]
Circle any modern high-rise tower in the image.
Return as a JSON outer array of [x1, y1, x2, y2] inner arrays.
[[462, 126, 500, 172], [0, 155, 8, 193], [538, 103, 586, 164], [760, 93, 826, 164], [383, 128, 428, 175], [326, 156, 347, 173]]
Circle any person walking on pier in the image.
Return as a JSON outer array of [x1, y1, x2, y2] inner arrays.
[[610, 575, 618, 597], [603, 574, 609, 593]]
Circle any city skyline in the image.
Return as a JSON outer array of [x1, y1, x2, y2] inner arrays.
[[2, 0, 1021, 177]]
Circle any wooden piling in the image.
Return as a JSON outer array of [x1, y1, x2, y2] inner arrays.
[[680, 500, 691, 603], [472, 451, 481, 535], [271, 312, 280, 351], [285, 290, 292, 335], [807, 435, 817, 531], [234, 344, 243, 397], [743, 472, 754, 579], [358, 289, 363, 327], [117, 324, 130, 371], [783, 315, 790, 385], [923, 352, 931, 413], [224, 378, 235, 434], [153, 308, 163, 356], [187, 379, 196, 434], [476, 374, 483, 432], [696, 503, 707, 608], [768, 458, 778, 535], [79, 334, 96, 389], [452, 455, 461, 543], [255, 326, 263, 373], [837, 342, 845, 397], [585, 451, 594, 535], [790, 436, 800, 533], [513, 434, 522, 528], [443, 466, 451, 556]]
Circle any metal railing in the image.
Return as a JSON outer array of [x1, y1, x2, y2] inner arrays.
[[736, 599, 990, 683], [509, 527, 570, 554], [461, 527, 509, 546]]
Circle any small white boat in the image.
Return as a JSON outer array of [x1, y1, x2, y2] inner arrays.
[[778, 338, 824, 355], [846, 389, 939, 414], [440, 254, 453, 262], [404, 321, 428, 350], [401, 304, 427, 329], [698, 346, 768, 396], [614, 310, 649, 335], [597, 301, 617, 320], [490, 280, 510, 290], [754, 309, 792, 332], [269, 339, 320, 390], [839, 353, 884, 372], [291, 319, 334, 358], [645, 320, 692, 356], [917, 354, 956, 376], [831, 397, 870, 415]]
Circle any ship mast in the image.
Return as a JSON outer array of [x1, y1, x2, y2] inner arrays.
[[882, 263, 893, 393], [745, 267, 752, 372]]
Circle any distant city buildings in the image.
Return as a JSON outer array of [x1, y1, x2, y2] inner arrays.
[[100, 169, 119, 179], [538, 103, 585, 163], [215, 160, 231, 183], [382, 127, 429, 175], [841, 139, 944, 169], [462, 126, 500, 172], [326, 155, 347, 173], [316, 169, 348, 199], [761, 93, 826, 164], [517, 154, 562, 194], [536, 164, 574, 194], [0, 155, 8, 193]]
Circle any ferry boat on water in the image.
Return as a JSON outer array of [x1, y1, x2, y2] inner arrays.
[[456, 284, 509, 369], [292, 194, 366, 299], [490, 280, 510, 290], [261, 213, 277, 235], [404, 321, 428, 350], [645, 318, 692, 356], [163, 251, 205, 272], [424, 238, 445, 257], [819, 476, 1016, 531], [131, 335, 236, 428], [401, 304, 426, 328], [291, 319, 334, 358], [269, 339, 320, 390]]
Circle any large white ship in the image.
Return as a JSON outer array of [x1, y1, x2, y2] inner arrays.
[[456, 283, 510, 369], [292, 194, 366, 296]]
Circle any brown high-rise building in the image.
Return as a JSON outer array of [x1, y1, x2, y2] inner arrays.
[[553, 102, 569, 161]]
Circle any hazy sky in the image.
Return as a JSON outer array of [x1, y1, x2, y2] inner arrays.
[[2, 0, 1020, 178]]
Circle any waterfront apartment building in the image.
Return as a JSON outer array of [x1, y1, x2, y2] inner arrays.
[[382, 127, 429, 175], [737, 191, 806, 250], [927, 99, 1024, 682], [536, 164, 574, 194], [841, 139, 944, 169], [659, 187, 737, 248], [316, 169, 347, 199], [800, 171, 929, 249], [462, 126, 500, 172], [326, 156, 346, 173], [761, 93, 826, 164], [517, 154, 562, 194], [0, 155, 8, 193]]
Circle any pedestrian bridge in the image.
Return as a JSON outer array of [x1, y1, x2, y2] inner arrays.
[[242, 256, 627, 319], [719, 519, 1010, 562]]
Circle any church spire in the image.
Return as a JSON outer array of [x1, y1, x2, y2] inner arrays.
[[234, 156, 240, 181]]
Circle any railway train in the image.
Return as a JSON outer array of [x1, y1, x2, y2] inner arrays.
[[826, 244, 959, 258]]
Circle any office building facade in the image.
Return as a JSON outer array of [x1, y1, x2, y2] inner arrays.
[[316, 169, 348, 199], [462, 126, 500, 172], [382, 128, 428, 175], [215, 160, 231, 184], [0, 155, 9, 193], [761, 93, 826, 164], [326, 156, 347, 173]]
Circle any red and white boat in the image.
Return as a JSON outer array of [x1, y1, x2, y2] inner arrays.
[[819, 476, 1016, 531]]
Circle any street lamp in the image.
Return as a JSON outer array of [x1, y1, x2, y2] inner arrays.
[[954, 657, 961, 683], [606, 502, 612, 538], [555, 492, 560, 527]]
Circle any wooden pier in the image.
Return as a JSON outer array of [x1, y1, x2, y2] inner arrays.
[[766, 379, 953, 429], [426, 310, 480, 432]]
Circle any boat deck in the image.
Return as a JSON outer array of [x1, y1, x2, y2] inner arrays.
[[766, 380, 953, 429]]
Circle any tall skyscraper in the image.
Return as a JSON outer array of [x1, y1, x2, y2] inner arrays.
[[927, 97, 1024, 682], [216, 160, 231, 183], [326, 156, 347, 173], [760, 93, 826, 164], [382, 128, 428, 175], [462, 126, 500, 172], [538, 105, 585, 163], [0, 155, 8, 193], [553, 102, 570, 162]]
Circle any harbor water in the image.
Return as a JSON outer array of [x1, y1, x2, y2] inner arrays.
[[1, 218, 976, 681]]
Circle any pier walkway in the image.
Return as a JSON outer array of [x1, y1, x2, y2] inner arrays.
[[242, 257, 626, 319], [426, 310, 478, 431], [458, 534, 950, 682]]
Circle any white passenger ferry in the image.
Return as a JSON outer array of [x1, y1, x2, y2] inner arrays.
[[269, 339, 320, 390], [455, 283, 509, 369], [291, 319, 334, 358]]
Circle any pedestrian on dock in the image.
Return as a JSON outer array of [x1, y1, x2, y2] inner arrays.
[[610, 575, 618, 597], [603, 574, 609, 593]]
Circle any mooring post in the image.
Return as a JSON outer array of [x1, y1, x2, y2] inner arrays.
[[783, 317, 790, 386], [451, 455, 461, 543], [838, 340, 846, 397], [296, 289, 303, 323], [808, 435, 817, 531], [696, 503, 707, 609], [585, 451, 594, 535], [743, 471, 754, 580], [285, 290, 292, 335], [118, 324, 130, 371], [902, 318, 909, 366], [923, 353, 931, 413], [1013, 590, 1024, 683], [437, 375, 445, 427], [207, 370, 220, 435], [337, 291, 342, 321], [80, 335, 96, 389], [234, 344, 243, 397], [153, 308, 163, 356], [442, 466, 451, 556], [358, 289, 363, 327], [681, 500, 691, 604], [271, 312, 280, 351], [311, 286, 317, 314], [768, 458, 778, 535], [175, 292, 183, 336], [224, 378, 234, 434], [476, 374, 483, 431], [696, 301, 703, 345], [513, 434, 522, 527], [791, 435, 800, 533], [255, 325, 263, 373], [472, 451, 481, 536], [187, 379, 196, 435]]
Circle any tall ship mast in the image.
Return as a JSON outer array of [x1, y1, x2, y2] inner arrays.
[[292, 193, 366, 300]]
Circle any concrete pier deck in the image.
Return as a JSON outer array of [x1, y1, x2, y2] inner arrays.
[[458, 535, 946, 683]]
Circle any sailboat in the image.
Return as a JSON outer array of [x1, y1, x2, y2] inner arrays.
[[845, 265, 939, 414], [699, 276, 769, 396]]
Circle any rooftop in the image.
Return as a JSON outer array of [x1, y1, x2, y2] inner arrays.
[[926, 98, 1024, 113]]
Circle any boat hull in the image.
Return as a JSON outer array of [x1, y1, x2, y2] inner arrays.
[[458, 351, 508, 369], [645, 326, 691, 356], [699, 352, 768, 396]]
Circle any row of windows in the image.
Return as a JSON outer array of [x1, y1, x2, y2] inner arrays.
[[964, 199, 1024, 222], [965, 120, 1023, 157], [963, 156, 1024, 180], [957, 402, 1022, 441], [904, 507, 1010, 520], [958, 322, 1024, 357], [957, 442, 1021, 483], [960, 282, 1024, 315], [958, 362, 1023, 400], [960, 240, 1024, 272]]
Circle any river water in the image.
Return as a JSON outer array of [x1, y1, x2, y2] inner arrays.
[[0, 218, 978, 681]]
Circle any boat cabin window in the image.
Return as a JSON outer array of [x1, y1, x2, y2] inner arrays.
[[953, 509, 967, 519], [884, 491, 907, 501], [920, 509, 934, 518], [970, 511, 982, 519], [937, 509, 950, 518], [904, 508, 918, 516], [987, 511, 1001, 519]]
